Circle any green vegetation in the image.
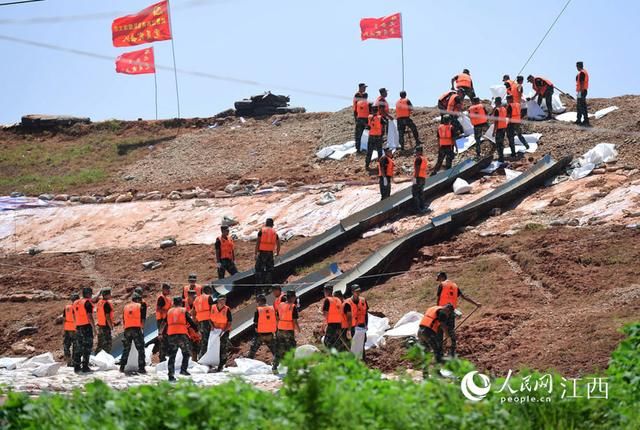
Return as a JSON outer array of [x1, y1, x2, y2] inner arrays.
[[0, 132, 169, 195], [2, 322, 639, 429], [524, 223, 546, 231]]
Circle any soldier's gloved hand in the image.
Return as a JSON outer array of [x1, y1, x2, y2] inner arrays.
[[412, 177, 417, 185], [383, 177, 388, 187], [346, 331, 352, 340], [216, 262, 222, 269]]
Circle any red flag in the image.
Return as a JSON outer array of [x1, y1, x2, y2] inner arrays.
[[112, 1, 171, 47], [116, 47, 156, 75], [360, 13, 402, 40]]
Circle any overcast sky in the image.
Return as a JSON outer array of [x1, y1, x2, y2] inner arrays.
[[1, 0, 638, 123]]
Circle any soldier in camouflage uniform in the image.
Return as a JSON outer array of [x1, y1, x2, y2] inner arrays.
[[164, 296, 198, 381], [62, 293, 79, 366], [73, 287, 95, 373], [95, 288, 114, 354], [119, 293, 147, 374], [274, 290, 299, 371], [248, 294, 277, 371]]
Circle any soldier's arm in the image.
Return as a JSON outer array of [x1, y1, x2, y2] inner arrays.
[[276, 235, 281, 256], [293, 308, 301, 332], [106, 302, 114, 328], [460, 290, 481, 307], [214, 239, 221, 263], [450, 76, 456, 90], [141, 303, 147, 325], [255, 231, 261, 256], [226, 309, 233, 332], [185, 312, 198, 330]]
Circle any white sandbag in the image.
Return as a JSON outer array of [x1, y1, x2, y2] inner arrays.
[[360, 129, 369, 152], [365, 314, 390, 350], [504, 169, 522, 181], [458, 112, 474, 136], [328, 147, 357, 160], [18, 352, 55, 369], [295, 344, 320, 359], [198, 328, 222, 367], [582, 143, 617, 165], [350, 327, 366, 359], [594, 106, 618, 119], [386, 120, 400, 149], [570, 163, 596, 180], [315, 147, 334, 159], [385, 311, 423, 338], [453, 178, 472, 195], [0, 357, 27, 370], [124, 342, 145, 372], [525, 91, 565, 114], [31, 362, 62, 377], [526, 100, 547, 120], [489, 85, 507, 100], [90, 350, 116, 371], [226, 358, 272, 376]]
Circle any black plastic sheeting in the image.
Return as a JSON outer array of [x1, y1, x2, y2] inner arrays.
[[211, 156, 492, 295], [329, 154, 572, 294]]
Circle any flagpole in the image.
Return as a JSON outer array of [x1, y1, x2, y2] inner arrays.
[[154, 71, 158, 120], [400, 13, 405, 91], [166, 0, 181, 119]]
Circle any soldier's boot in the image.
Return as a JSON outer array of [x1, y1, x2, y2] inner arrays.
[[180, 369, 191, 376]]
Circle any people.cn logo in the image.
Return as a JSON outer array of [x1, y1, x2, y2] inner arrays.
[[460, 371, 491, 401]]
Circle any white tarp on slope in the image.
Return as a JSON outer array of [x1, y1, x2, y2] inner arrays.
[[384, 311, 423, 338], [555, 106, 619, 123], [570, 143, 618, 180], [316, 141, 357, 160], [350, 327, 367, 358], [360, 120, 399, 156]]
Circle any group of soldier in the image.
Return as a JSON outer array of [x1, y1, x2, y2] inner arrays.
[[355, 62, 591, 200]]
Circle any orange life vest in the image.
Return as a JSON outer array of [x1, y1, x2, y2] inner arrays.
[[167, 307, 188, 335], [193, 294, 211, 322], [183, 284, 202, 301], [495, 106, 508, 129], [188, 326, 201, 343], [508, 81, 522, 104], [210, 304, 230, 329], [64, 304, 75, 331], [455, 73, 472, 89], [533, 77, 553, 95], [156, 293, 171, 320], [508, 102, 521, 124], [258, 227, 277, 252], [415, 155, 428, 178], [378, 155, 395, 178], [469, 103, 487, 126], [341, 303, 350, 329], [375, 96, 389, 116], [438, 91, 455, 109], [395, 98, 411, 118], [420, 305, 444, 332], [356, 99, 370, 119], [256, 305, 277, 334], [438, 124, 454, 146], [73, 298, 91, 327], [123, 302, 143, 329], [96, 299, 113, 327], [368, 114, 383, 136], [325, 296, 343, 324], [346, 297, 367, 326], [576, 69, 589, 91], [218, 236, 235, 260], [438, 280, 459, 308], [446, 94, 462, 113], [277, 302, 296, 331], [352, 91, 365, 112]]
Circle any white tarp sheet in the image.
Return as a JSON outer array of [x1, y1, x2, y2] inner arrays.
[[198, 328, 222, 367], [123, 345, 153, 372], [453, 178, 472, 195], [384, 311, 423, 338], [365, 313, 390, 350], [316, 141, 358, 160], [570, 143, 618, 180], [226, 358, 272, 376], [555, 106, 619, 123]]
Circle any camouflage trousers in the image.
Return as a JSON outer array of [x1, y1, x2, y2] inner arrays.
[[63, 330, 76, 365], [157, 319, 169, 361], [324, 323, 347, 351], [73, 325, 93, 370], [197, 320, 211, 359], [248, 332, 277, 368], [275, 329, 296, 368], [255, 251, 275, 293], [217, 331, 230, 371], [120, 328, 146, 372], [167, 334, 191, 376], [96, 325, 112, 354], [418, 326, 443, 364]]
